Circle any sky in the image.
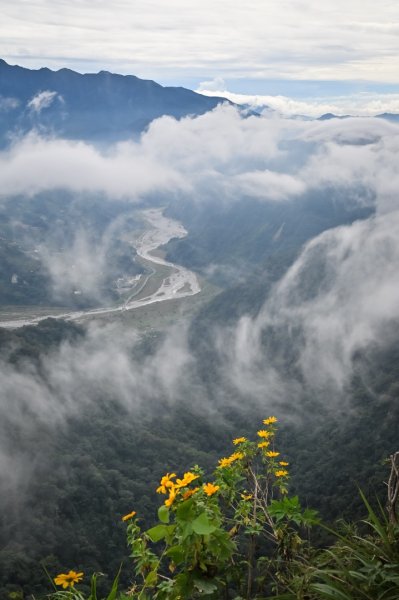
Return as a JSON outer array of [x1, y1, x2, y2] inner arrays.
[[2, 0, 399, 103]]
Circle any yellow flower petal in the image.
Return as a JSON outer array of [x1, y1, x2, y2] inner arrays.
[[165, 487, 177, 507], [258, 441, 270, 448], [233, 437, 247, 445], [175, 471, 200, 489], [54, 571, 84, 588], [122, 510, 136, 522], [263, 416, 278, 425], [203, 482, 220, 496], [182, 487, 199, 500], [257, 430, 272, 438], [275, 470, 289, 477]]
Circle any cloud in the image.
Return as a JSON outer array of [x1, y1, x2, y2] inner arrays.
[[1, 105, 397, 209], [0, 132, 183, 199], [38, 228, 109, 303], [197, 88, 399, 118], [233, 170, 306, 201], [223, 209, 399, 402], [197, 78, 227, 93], [0, 320, 195, 488], [1, 105, 399, 486], [27, 90, 61, 112], [0, 95, 20, 111], [2, 0, 399, 84]]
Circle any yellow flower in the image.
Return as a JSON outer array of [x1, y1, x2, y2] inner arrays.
[[232, 451, 244, 460], [121, 510, 136, 522], [182, 487, 199, 500], [233, 437, 247, 445], [279, 461, 289, 466], [275, 470, 289, 477], [263, 416, 278, 425], [258, 441, 270, 448], [203, 482, 220, 496], [165, 487, 177, 507], [257, 430, 272, 438], [266, 451, 280, 458], [54, 571, 84, 589], [241, 493, 253, 501], [175, 471, 199, 489], [156, 472, 176, 494], [218, 451, 244, 468], [218, 457, 232, 467]]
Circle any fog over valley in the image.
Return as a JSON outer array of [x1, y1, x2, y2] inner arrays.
[[1, 55, 399, 597]]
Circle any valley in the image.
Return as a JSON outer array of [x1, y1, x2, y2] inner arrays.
[[0, 208, 202, 329], [0, 57, 399, 600]]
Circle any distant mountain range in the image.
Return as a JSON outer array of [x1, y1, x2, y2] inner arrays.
[[318, 111, 399, 122], [0, 59, 230, 144]]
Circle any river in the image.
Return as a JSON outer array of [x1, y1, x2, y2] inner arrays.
[[0, 208, 200, 329]]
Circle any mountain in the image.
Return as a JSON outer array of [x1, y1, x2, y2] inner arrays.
[[376, 112, 399, 122], [0, 59, 229, 144], [318, 112, 349, 120]]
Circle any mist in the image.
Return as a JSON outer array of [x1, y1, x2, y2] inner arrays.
[[1, 106, 397, 207], [2, 105, 399, 495]]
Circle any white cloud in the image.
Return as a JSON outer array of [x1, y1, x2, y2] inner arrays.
[[0, 132, 183, 199], [0, 95, 19, 111], [197, 78, 227, 93], [233, 170, 306, 201], [2, 105, 399, 490], [27, 89, 60, 112], [198, 88, 399, 118], [0, 319, 195, 486], [1, 106, 398, 210], [226, 211, 399, 397], [38, 229, 109, 303], [1, 1, 399, 83], [1, 108, 399, 401]]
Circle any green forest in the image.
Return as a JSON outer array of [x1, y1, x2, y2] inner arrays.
[[0, 318, 398, 599]]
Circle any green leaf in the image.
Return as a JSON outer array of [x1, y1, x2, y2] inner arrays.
[[176, 497, 196, 521], [144, 570, 158, 586], [193, 578, 218, 594], [146, 524, 169, 542], [192, 512, 217, 535], [311, 583, 353, 600], [165, 545, 186, 564], [158, 505, 170, 523], [105, 565, 121, 600], [181, 521, 193, 540], [358, 488, 389, 545], [88, 573, 98, 600]]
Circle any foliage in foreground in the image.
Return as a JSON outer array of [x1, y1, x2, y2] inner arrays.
[[49, 420, 399, 600]]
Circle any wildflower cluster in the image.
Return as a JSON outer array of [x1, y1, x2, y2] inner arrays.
[[52, 417, 318, 599], [154, 470, 219, 506], [218, 451, 244, 468]]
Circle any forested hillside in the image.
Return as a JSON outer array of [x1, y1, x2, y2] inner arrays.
[[0, 316, 397, 598]]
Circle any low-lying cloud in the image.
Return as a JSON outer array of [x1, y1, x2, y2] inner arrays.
[[0, 105, 398, 209], [198, 84, 399, 118], [225, 210, 399, 400], [0, 320, 194, 490], [28, 90, 62, 113], [2, 105, 399, 493]]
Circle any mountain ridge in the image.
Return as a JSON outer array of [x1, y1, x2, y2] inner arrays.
[[0, 59, 230, 144]]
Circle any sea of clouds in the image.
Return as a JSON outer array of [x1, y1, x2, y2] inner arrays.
[[1, 105, 399, 487]]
